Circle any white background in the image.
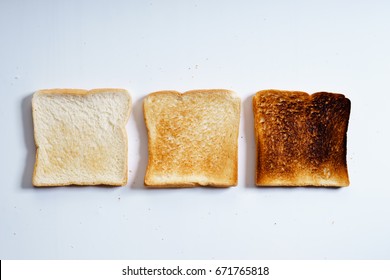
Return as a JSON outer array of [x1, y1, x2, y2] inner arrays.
[[1, 0, 389, 259]]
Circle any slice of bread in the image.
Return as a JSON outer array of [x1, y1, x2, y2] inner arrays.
[[253, 90, 351, 187], [32, 88, 131, 187], [144, 89, 241, 187]]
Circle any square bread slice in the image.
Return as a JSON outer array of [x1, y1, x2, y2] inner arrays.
[[144, 89, 241, 187], [32, 88, 131, 187], [253, 90, 351, 187]]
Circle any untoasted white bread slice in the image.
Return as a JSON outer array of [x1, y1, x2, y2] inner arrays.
[[253, 89, 351, 187], [32, 88, 131, 187], [144, 89, 241, 187]]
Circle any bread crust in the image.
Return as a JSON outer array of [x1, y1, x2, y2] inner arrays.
[[253, 89, 351, 187], [36, 88, 129, 95], [32, 88, 131, 187], [144, 89, 240, 187]]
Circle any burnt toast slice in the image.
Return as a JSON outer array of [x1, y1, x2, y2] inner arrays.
[[253, 90, 350, 187]]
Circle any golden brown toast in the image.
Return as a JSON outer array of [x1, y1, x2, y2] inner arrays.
[[144, 89, 241, 187], [253, 90, 351, 187]]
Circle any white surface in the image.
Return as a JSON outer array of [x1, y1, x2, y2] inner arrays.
[[1, 0, 390, 259]]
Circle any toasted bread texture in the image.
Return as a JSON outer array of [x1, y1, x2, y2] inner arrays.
[[32, 88, 131, 187], [253, 90, 350, 187], [144, 89, 241, 187]]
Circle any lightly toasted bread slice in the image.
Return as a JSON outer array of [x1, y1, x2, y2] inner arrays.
[[32, 88, 131, 187], [253, 89, 351, 187], [144, 89, 241, 187]]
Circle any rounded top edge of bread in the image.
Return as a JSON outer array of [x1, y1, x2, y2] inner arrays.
[[311, 91, 348, 100], [255, 89, 309, 97], [146, 89, 239, 100], [32, 88, 132, 124], [254, 89, 348, 100], [34, 88, 130, 96]]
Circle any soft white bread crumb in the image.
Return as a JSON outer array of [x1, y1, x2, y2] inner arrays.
[[32, 88, 131, 187]]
